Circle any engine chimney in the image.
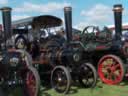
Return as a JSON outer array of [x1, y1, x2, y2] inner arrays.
[[64, 7, 72, 43], [113, 4, 123, 40], [0, 7, 12, 48]]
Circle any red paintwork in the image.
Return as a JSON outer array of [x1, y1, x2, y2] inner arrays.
[[96, 46, 107, 50], [26, 70, 36, 96], [109, 25, 128, 31], [98, 55, 124, 85], [8, 48, 16, 52]]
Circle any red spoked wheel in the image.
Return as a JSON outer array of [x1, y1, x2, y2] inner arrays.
[[98, 54, 125, 85], [25, 67, 40, 96]]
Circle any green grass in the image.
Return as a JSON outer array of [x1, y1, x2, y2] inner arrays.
[[40, 79, 128, 96]]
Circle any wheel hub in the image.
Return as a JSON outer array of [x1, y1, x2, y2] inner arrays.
[[58, 77, 62, 82]]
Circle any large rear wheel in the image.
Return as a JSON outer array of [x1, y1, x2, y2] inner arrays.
[[78, 63, 97, 88], [98, 54, 125, 85], [25, 67, 40, 96]]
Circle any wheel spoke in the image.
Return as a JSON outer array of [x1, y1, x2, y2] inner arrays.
[[82, 78, 88, 85], [98, 55, 124, 85], [113, 64, 120, 70], [113, 71, 120, 80], [107, 71, 112, 80]]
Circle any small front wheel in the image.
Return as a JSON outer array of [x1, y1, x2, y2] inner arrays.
[[51, 66, 71, 94]]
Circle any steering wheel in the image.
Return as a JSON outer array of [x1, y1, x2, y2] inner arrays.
[[82, 26, 99, 35], [82, 26, 99, 41]]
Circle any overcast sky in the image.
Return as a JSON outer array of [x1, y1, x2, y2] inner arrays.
[[0, 0, 127, 30]]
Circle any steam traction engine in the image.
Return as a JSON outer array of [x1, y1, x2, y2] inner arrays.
[[77, 4, 128, 85], [97, 4, 128, 85], [39, 7, 97, 94], [33, 7, 97, 94], [0, 7, 40, 96], [13, 6, 97, 94]]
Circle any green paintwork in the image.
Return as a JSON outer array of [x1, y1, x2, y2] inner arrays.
[[74, 26, 113, 51]]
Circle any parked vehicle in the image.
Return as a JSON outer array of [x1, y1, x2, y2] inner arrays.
[[0, 7, 40, 96], [74, 4, 128, 85], [13, 7, 97, 94]]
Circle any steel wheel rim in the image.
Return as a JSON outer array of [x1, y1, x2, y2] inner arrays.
[[79, 64, 95, 87], [26, 70, 36, 96], [98, 55, 124, 84], [52, 68, 68, 93]]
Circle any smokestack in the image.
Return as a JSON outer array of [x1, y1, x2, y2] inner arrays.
[[64, 7, 72, 43], [0, 7, 12, 48], [113, 4, 123, 40]]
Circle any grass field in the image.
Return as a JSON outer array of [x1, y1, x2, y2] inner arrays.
[[40, 79, 128, 96]]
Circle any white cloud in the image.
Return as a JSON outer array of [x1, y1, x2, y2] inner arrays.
[[12, 15, 30, 21], [74, 22, 89, 31], [81, 4, 112, 16], [75, 4, 113, 30], [0, 0, 8, 4], [81, 4, 113, 24], [14, 2, 70, 13]]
